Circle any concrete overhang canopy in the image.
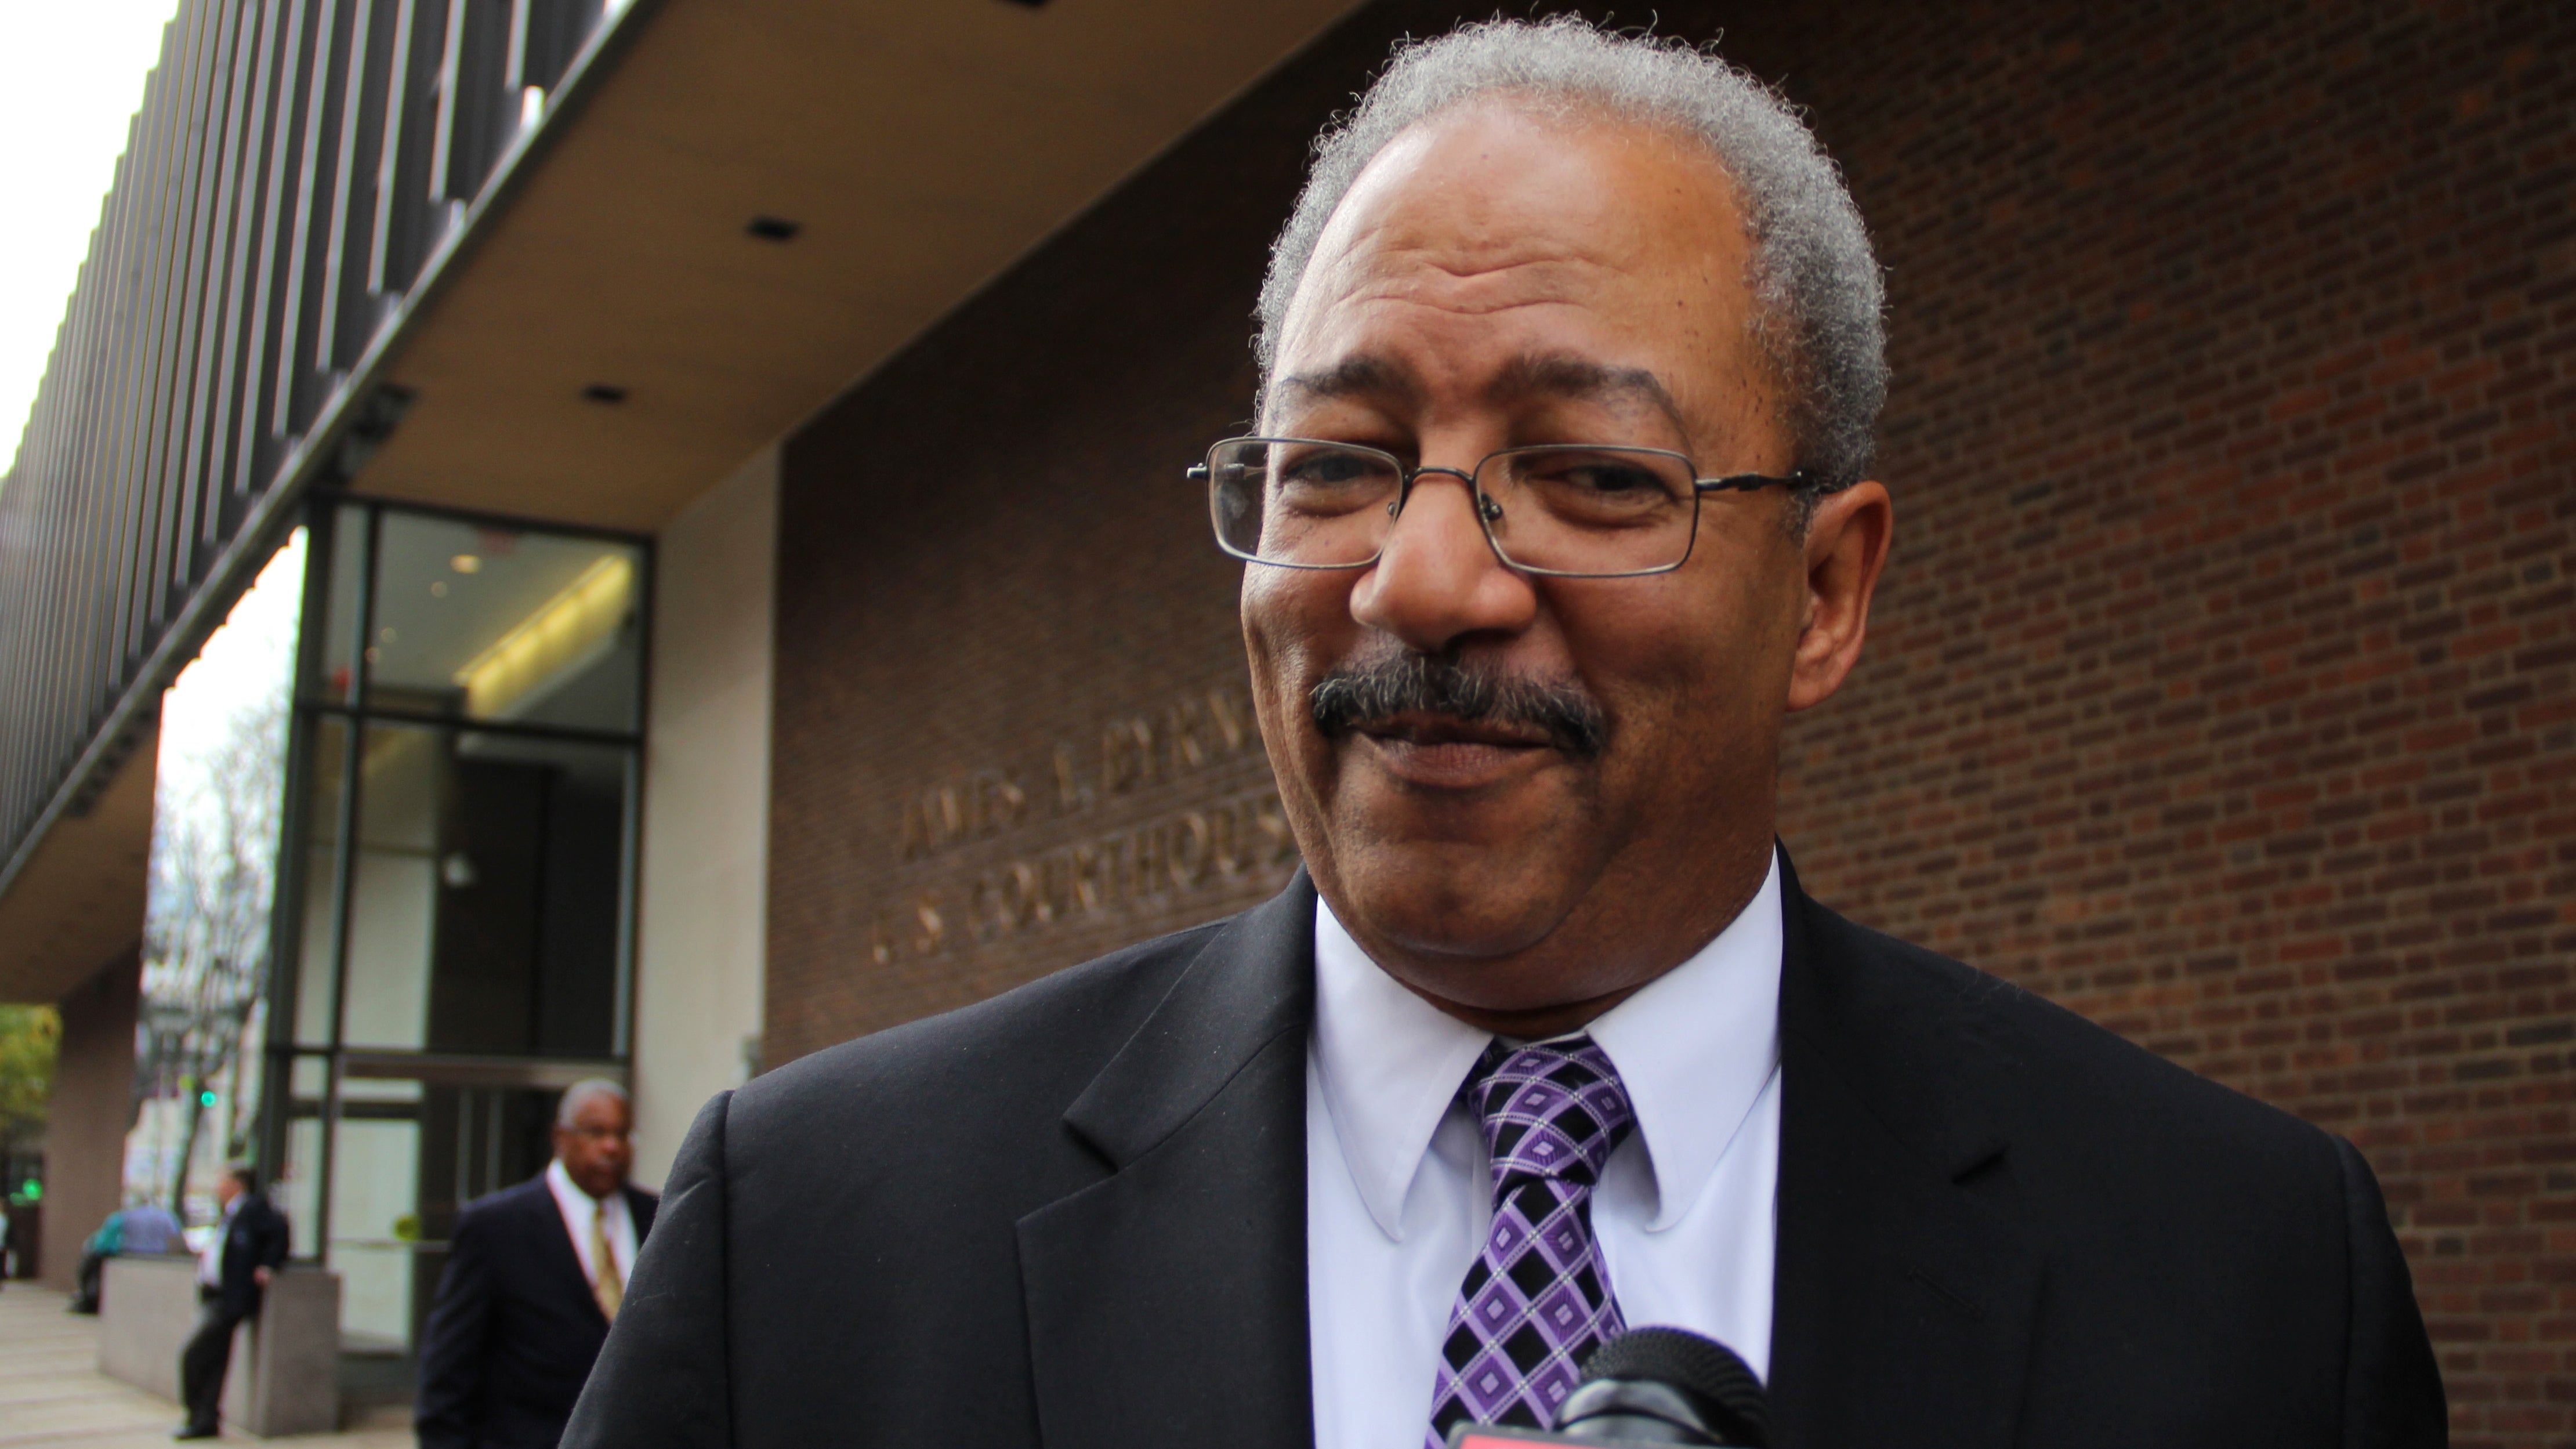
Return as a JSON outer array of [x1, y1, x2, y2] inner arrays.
[[355, 0, 1363, 532], [0, 723, 155, 1004], [0, 0, 1362, 995]]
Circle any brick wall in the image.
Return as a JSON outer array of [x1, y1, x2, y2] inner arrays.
[[767, 0, 2573, 1438], [1742, 5, 2576, 1442]]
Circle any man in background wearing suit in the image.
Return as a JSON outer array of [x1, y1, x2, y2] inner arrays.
[[176, 1165, 289, 1440], [570, 17, 2444, 1449], [418, 1081, 657, 1449]]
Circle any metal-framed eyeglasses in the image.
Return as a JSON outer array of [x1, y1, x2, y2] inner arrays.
[[1187, 437, 1810, 578]]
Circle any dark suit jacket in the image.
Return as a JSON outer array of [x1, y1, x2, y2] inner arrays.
[[567, 860, 2444, 1448], [419, 1175, 660, 1449], [211, 1194, 289, 1319]]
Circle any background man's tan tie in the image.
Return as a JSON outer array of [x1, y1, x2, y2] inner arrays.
[[589, 1209, 623, 1321]]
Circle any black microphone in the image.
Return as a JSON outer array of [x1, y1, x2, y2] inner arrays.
[[1443, 1327, 1770, 1448]]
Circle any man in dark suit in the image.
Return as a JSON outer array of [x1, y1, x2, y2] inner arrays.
[[176, 1165, 289, 1439], [568, 17, 2443, 1449], [418, 1081, 658, 1449]]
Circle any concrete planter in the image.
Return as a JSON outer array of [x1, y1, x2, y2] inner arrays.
[[99, 1256, 342, 1435]]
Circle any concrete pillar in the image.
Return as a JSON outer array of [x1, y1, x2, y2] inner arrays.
[[631, 445, 777, 1190]]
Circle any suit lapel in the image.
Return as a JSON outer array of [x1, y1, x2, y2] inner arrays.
[[624, 1185, 658, 1241], [525, 1179, 608, 1327], [1017, 875, 1317, 1449], [1766, 852, 2041, 1449]]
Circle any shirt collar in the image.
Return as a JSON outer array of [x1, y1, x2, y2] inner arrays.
[[1311, 848, 1784, 1237], [548, 1158, 596, 1216], [1311, 902, 1491, 1241], [549, 1157, 629, 1221]]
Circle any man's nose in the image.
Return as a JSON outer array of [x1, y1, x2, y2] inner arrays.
[[1350, 471, 1537, 652]]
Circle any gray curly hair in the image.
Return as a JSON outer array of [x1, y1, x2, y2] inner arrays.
[[554, 1078, 629, 1128], [1256, 16, 1887, 492]]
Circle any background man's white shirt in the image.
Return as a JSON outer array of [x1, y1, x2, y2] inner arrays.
[[544, 1157, 637, 1288], [195, 1194, 241, 1288], [1306, 851, 1784, 1449]]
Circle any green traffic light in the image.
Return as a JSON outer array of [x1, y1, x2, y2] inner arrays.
[[200, 1091, 218, 1106]]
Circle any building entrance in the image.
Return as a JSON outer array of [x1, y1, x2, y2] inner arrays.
[[261, 498, 648, 1356]]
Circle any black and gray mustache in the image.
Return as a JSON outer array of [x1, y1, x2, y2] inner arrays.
[[1309, 653, 1608, 759]]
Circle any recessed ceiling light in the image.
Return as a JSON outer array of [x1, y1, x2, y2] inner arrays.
[[582, 383, 629, 404], [746, 215, 801, 241], [451, 554, 481, 574]]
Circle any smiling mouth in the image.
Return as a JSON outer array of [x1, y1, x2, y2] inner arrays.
[[1355, 711, 1555, 751], [1345, 711, 1570, 791]]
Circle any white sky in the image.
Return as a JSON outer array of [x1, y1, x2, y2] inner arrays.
[[157, 527, 303, 818], [0, 0, 186, 478]]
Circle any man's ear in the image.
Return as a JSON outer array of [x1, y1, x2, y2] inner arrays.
[[1787, 480, 1893, 712]]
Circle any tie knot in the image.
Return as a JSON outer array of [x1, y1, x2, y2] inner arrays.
[[1466, 1037, 1636, 1194]]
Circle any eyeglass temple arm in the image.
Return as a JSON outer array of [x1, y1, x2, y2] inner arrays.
[[1694, 469, 1812, 494]]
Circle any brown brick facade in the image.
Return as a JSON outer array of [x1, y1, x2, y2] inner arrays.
[[1748, 5, 2576, 1441], [769, 1, 2573, 1440]]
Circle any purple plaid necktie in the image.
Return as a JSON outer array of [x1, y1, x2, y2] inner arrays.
[[1425, 1037, 1637, 1448]]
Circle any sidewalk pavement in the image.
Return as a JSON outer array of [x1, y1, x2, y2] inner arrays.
[[0, 1282, 412, 1446]]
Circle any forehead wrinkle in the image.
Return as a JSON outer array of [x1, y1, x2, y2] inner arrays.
[[1335, 279, 1600, 324], [1271, 346, 1693, 446], [1277, 265, 1660, 408], [1335, 237, 1616, 310]]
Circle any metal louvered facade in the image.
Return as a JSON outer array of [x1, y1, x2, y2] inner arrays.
[[0, 0, 622, 900]]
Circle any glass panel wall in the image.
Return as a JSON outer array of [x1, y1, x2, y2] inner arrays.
[[261, 497, 647, 1359]]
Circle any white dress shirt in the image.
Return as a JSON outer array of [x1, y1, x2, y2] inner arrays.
[[1307, 851, 1784, 1449], [196, 1195, 241, 1288], [544, 1158, 637, 1288]]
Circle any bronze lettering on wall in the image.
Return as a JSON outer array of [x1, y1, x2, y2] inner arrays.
[[867, 683, 1293, 965], [897, 770, 1031, 860], [867, 785, 1299, 965], [894, 684, 1265, 861]]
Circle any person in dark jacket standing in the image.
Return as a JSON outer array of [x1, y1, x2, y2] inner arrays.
[[416, 1080, 658, 1449], [176, 1165, 289, 1439]]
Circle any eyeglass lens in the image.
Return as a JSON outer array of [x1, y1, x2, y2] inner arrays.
[[1207, 439, 1701, 575]]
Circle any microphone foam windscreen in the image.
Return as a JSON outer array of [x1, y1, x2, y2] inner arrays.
[[1578, 1327, 1770, 1446]]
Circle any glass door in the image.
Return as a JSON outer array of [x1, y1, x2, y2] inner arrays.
[[260, 497, 649, 1357]]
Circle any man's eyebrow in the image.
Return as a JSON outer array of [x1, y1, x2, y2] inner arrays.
[[1490, 354, 1689, 435], [1271, 356, 1418, 406]]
